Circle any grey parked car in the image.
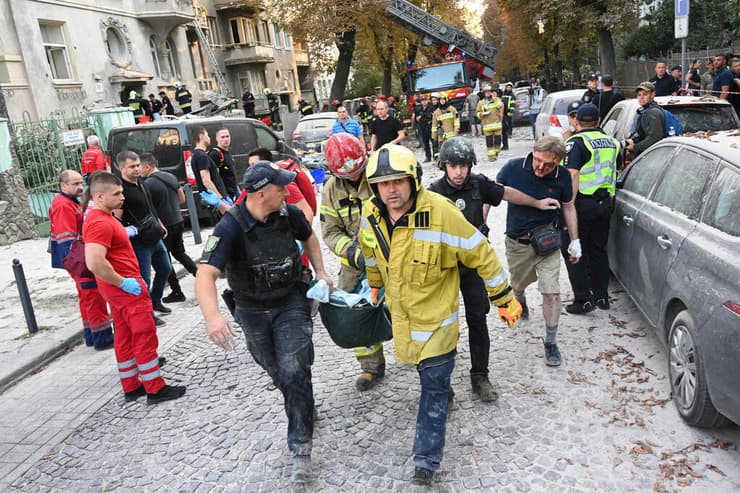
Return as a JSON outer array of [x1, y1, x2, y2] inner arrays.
[[608, 131, 740, 427]]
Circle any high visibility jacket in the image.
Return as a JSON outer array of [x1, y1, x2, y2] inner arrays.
[[567, 130, 619, 196], [431, 106, 459, 140], [176, 88, 192, 109], [476, 97, 503, 133], [359, 187, 513, 365], [320, 176, 371, 291]]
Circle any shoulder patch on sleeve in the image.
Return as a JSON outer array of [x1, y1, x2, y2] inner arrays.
[[565, 141, 575, 153], [204, 235, 221, 253]]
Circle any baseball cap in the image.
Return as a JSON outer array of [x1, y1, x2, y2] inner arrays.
[[588, 74, 599, 81], [635, 81, 655, 93], [567, 100, 583, 115], [243, 161, 295, 192], [576, 103, 599, 123], [670, 65, 682, 72]]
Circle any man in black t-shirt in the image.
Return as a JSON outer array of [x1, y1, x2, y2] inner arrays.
[[369, 100, 405, 151], [141, 153, 197, 303], [191, 126, 229, 201], [117, 150, 173, 321], [208, 128, 238, 200], [650, 61, 679, 96]]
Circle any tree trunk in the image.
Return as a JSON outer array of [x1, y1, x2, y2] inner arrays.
[[330, 30, 356, 102], [382, 60, 393, 96], [597, 27, 617, 77]]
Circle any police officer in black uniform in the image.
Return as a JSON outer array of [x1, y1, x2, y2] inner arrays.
[[427, 137, 561, 402], [195, 161, 333, 485]]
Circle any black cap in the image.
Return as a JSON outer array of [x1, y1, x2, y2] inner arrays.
[[588, 74, 599, 81], [671, 65, 682, 72], [576, 103, 599, 123], [567, 100, 583, 115], [243, 161, 296, 192]]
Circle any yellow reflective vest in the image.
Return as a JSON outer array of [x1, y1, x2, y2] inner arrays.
[[566, 130, 619, 196], [432, 106, 459, 141], [359, 187, 513, 365], [476, 97, 503, 134]]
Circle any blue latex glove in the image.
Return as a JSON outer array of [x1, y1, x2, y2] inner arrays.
[[119, 277, 141, 296], [223, 196, 235, 206], [200, 190, 222, 207], [125, 225, 138, 238]]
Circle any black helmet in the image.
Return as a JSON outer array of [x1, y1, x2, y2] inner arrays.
[[438, 137, 476, 170]]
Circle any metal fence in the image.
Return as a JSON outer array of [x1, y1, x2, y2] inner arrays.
[[10, 109, 92, 226]]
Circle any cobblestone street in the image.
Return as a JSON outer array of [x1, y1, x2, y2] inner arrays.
[[3, 128, 740, 492]]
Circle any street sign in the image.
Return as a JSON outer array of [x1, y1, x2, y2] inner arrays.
[[675, 0, 689, 17], [674, 0, 689, 39]]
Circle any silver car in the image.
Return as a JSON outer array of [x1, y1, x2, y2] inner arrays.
[[534, 89, 584, 139], [608, 131, 740, 427], [290, 112, 338, 169]]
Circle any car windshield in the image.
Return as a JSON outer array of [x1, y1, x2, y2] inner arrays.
[[554, 96, 582, 114], [111, 128, 182, 170], [296, 118, 335, 131], [669, 105, 739, 133]]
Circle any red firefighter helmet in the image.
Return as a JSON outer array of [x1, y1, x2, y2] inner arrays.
[[331, 99, 340, 107], [360, 97, 367, 104], [378, 95, 387, 101], [325, 133, 367, 180]]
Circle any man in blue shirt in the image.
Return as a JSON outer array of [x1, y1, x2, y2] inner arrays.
[[331, 105, 365, 148], [712, 54, 733, 101], [497, 137, 581, 367]]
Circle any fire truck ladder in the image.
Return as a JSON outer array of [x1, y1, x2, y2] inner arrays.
[[191, 20, 230, 97], [385, 0, 497, 69]]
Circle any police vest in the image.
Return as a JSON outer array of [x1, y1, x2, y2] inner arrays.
[[429, 176, 484, 229], [225, 207, 303, 303], [570, 130, 619, 196]]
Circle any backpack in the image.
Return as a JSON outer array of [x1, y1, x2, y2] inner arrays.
[[642, 107, 683, 137]]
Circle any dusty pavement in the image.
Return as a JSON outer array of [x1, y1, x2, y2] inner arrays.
[[2, 127, 739, 492]]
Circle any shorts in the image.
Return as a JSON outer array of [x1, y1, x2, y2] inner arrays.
[[504, 236, 561, 294]]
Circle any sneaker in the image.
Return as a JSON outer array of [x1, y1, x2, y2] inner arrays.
[[162, 292, 186, 303], [595, 298, 610, 310], [94, 342, 114, 351], [470, 374, 498, 403], [520, 300, 530, 320], [565, 299, 595, 314], [147, 384, 186, 405], [153, 304, 172, 314], [124, 385, 146, 402], [411, 467, 434, 487], [544, 342, 561, 367], [153, 316, 167, 327], [291, 455, 311, 484], [158, 356, 166, 367]]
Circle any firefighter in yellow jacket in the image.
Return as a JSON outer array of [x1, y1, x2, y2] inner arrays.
[[358, 144, 522, 489], [476, 85, 504, 160], [431, 94, 459, 158], [320, 133, 386, 391]]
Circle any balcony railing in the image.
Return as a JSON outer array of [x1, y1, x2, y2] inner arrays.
[[223, 44, 275, 66], [137, 0, 194, 23]]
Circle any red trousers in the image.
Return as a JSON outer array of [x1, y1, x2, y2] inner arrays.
[[70, 273, 114, 348], [98, 278, 165, 394]]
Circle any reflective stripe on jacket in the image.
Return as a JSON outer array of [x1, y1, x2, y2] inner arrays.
[[359, 187, 513, 365], [569, 130, 619, 196]]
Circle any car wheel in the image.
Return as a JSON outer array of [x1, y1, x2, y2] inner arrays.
[[668, 310, 729, 427]]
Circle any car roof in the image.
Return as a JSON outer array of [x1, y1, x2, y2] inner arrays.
[[612, 95, 731, 111], [661, 129, 740, 164], [543, 89, 583, 101], [300, 112, 338, 121], [111, 116, 266, 130]]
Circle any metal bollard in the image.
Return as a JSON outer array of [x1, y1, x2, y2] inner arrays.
[[12, 258, 39, 334], [182, 183, 202, 245]]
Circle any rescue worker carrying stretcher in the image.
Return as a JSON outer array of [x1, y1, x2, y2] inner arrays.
[[320, 133, 386, 391], [358, 144, 522, 489]]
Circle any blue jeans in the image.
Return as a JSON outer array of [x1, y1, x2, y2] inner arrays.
[[133, 239, 172, 307], [529, 111, 539, 139], [234, 290, 314, 456], [413, 353, 455, 472]]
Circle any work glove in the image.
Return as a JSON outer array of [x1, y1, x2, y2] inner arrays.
[[370, 287, 380, 305], [567, 239, 582, 259], [497, 298, 522, 329], [200, 190, 222, 207], [346, 242, 365, 271], [119, 277, 142, 296], [125, 225, 138, 238], [223, 196, 235, 207]]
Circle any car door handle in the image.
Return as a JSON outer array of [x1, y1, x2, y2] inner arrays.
[[656, 235, 672, 250], [622, 215, 634, 226]]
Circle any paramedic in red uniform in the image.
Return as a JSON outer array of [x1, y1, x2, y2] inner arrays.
[[49, 169, 114, 350], [80, 135, 108, 184], [83, 171, 186, 405]]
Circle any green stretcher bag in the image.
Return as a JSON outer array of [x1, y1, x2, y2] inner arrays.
[[318, 284, 393, 349]]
